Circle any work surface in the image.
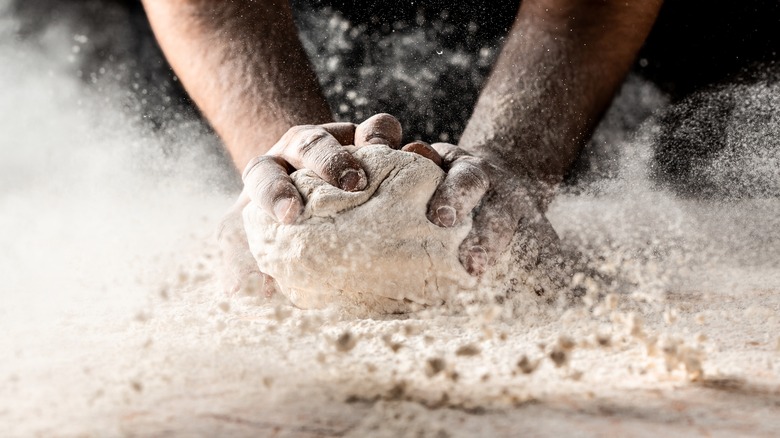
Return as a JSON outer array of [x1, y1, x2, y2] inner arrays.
[[2, 184, 778, 437]]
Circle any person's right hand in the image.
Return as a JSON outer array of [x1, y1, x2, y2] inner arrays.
[[217, 114, 405, 295]]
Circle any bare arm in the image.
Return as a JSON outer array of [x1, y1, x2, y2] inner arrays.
[[428, 0, 663, 276], [144, 1, 385, 294], [461, 0, 663, 193], [142, 0, 332, 170]]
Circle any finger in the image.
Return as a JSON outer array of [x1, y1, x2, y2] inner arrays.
[[426, 156, 489, 228], [458, 190, 555, 277], [457, 190, 516, 276], [355, 113, 403, 149], [401, 141, 443, 167], [430, 142, 469, 166], [277, 127, 368, 192], [320, 122, 357, 146], [242, 155, 304, 224]]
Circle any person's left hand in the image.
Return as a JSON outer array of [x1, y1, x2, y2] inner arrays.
[[425, 143, 561, 278]]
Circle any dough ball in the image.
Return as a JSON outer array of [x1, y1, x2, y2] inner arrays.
[[243, 145, 477, 312]]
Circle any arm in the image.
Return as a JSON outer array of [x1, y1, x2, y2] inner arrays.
[[461, 0, 663, 193], [142, 0, 332, 170], [428, 0, 663, 276], [144, 1, 388, 294]]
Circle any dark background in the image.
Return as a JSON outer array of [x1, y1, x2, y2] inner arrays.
[[7, 0, 780, 196]]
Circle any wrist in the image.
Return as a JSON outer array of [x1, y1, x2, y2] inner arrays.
[[458, 143, 558, 212]]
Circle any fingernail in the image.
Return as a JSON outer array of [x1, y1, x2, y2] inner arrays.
[[435, 206, 457, 227], [273, 197, 300, 224], [339, 169, 366, 192], [465, 246, 488, 276]]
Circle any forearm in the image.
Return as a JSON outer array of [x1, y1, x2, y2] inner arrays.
[[460, 0, 662, 188], [142, 0, 332, 170]]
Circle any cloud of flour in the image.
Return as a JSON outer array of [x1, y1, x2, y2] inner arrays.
[[549, 73, 780, 297], [0, 3, 237, 328]]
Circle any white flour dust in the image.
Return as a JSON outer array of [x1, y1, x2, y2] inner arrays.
[[1, 4, 780, 437]]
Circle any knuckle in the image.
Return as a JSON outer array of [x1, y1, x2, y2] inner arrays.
[[366, 113, 399, 126], [430, 142, 463, 161], [242, 155, 281, 181], [356, 114, 402, 147], [457, 154, 485, 168], [268, 178, 296, 201], [255, 171, 288, 195], [451, 162, 489, 192], [371, 113, 395, 124], [278, 126, 306, 145], [287, 125, 315, 135], [296, 130, 330, 158]]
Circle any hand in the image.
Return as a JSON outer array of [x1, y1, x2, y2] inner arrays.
[[242, 113, 404, 224], [425, 143, 561, 277], [217, 113, 405, 295]]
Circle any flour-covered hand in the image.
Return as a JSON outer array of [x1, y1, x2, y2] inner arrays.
[[426, 143, 560, 276], [243, 113, 404, 224], [218, 114, 405, 295]]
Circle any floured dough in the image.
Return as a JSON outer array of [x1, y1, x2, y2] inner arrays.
[[243, 145, 477, 312], [244, 145, 563, 313]]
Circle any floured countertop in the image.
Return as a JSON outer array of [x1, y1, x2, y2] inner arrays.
[[2, 190, 779, 437]]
